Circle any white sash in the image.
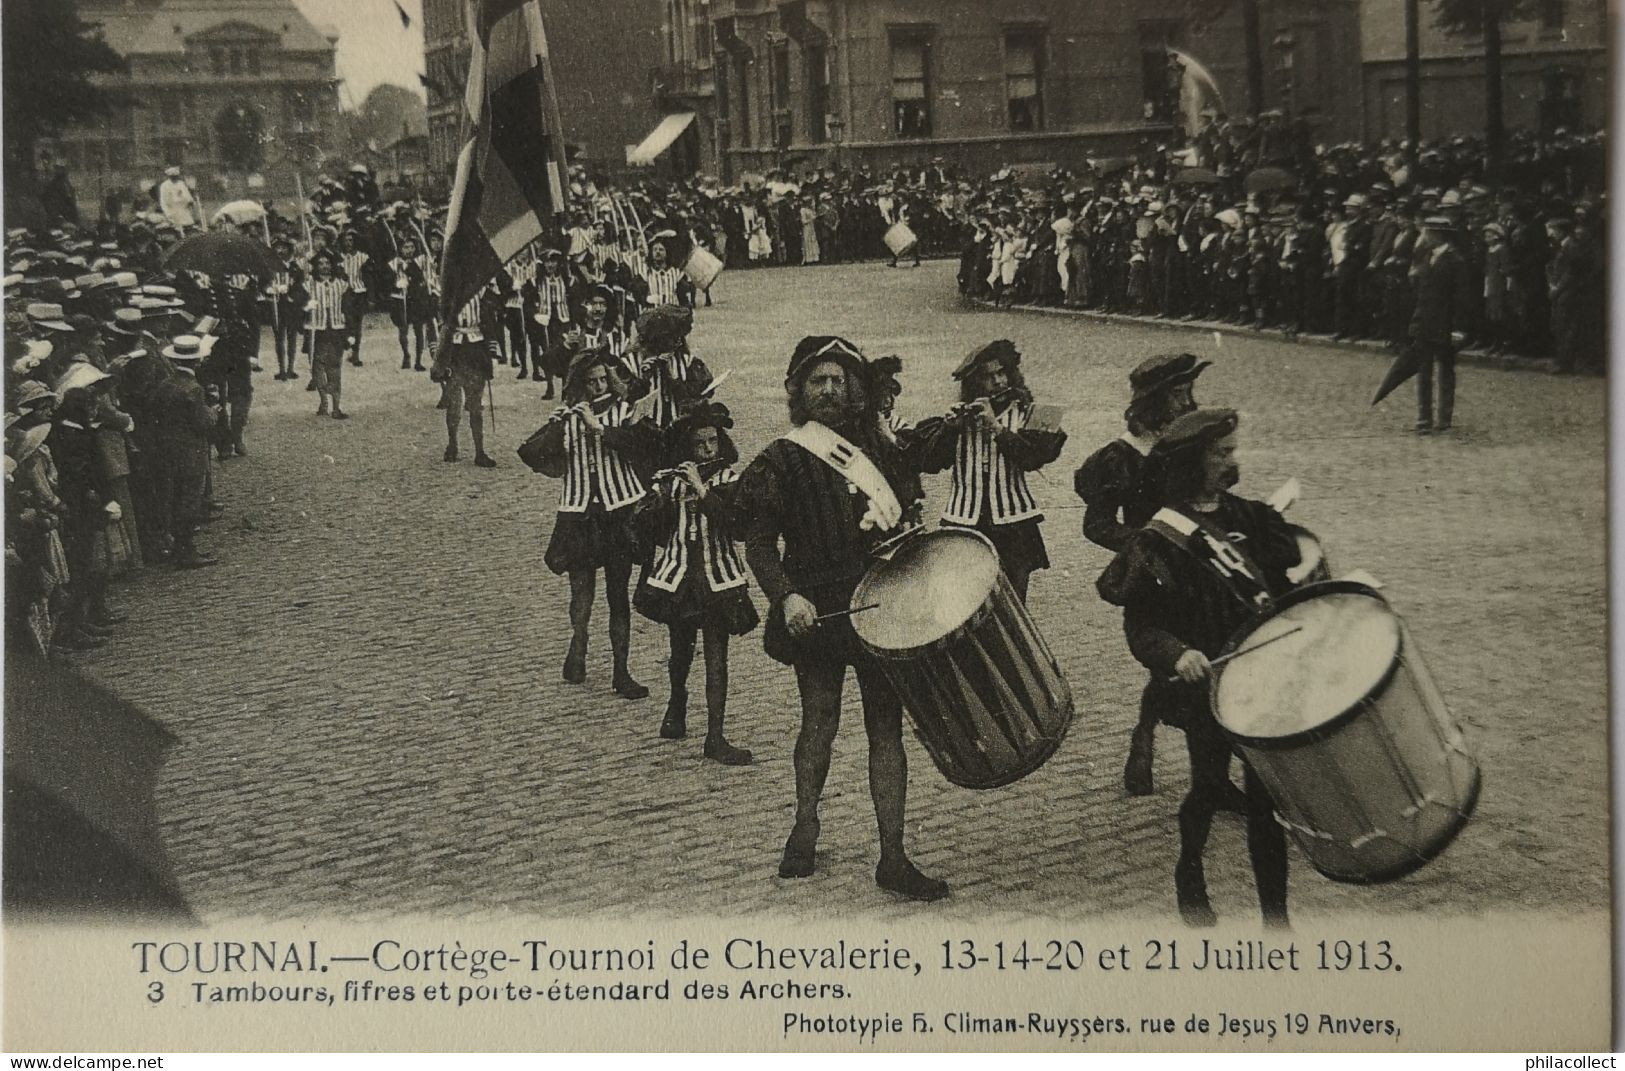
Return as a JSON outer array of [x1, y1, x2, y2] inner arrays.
[[780, 421, 903, 532]]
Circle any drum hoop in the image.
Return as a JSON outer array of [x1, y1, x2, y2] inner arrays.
[[1302, 765, 1482, 885], [1210, 579, 1403, 750], [851, 528, 1002, 657]]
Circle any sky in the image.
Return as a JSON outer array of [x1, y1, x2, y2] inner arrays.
[[291, 0, 427, 106]]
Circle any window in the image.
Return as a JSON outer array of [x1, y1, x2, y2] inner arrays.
[[57, 143, 81, 171], [890, 32, 930, 138], [1005, 30, 1043, 131], [770, 43, 790, 110], [770, 42, 792, 148], [694, 19, 712, 60], [211, 48, 226, 75], [108, 141, 133, 169], [160, 93, 182, 126], [806, 45, 828, 140], [247, 50, 261, 75], [161, 138, 187, 164], [82, 142, 105, 171], [230, 48, 243, 74], [1540, 0, 1565, 29], [732, 54, 751, 148], [1138, 21, 1180, 122]]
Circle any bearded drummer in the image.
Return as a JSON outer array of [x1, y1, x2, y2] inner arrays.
[[737, 335, 947, 902], [1075, 352, 1208, 796], [1096, 408, 1303, 929], [907, 340, 1066, 602]]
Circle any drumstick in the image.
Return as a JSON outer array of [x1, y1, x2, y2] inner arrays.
[[814, 603, 880, 624], [1166, 625, 1303, 682]]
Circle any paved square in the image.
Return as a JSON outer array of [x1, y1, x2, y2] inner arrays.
[[63, 261, 1609, 923]]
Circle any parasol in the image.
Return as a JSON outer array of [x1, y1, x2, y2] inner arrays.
[[1244, 167, 1296, 195], [1173, 167, 1220, 187], [211, 199, 267, 226], [4, 654, 193, 919], [162, 230, 278, 283], [1371, 349, 1424, 406]]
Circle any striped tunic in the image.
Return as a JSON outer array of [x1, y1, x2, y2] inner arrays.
[[535, 275, 571, 324], [579, 324, 629, 372], [453, 293, 486, 342], [559, 401, 645, 513], [643, 266, 685, 308], [306, 279, 349, 331], [340, 251, 368, 293], [506, 259, 532, 308], [941, 403, 1042, 527], [644, 351, 704, 429], [644, 467, 748, 593]]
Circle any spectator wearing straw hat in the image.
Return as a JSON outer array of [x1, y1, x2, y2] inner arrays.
[[150, 335, 219, 568]]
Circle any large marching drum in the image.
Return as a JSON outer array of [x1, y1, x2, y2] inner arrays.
[[683, 246, 724, 290], [851, 528, 1075, 789], [883, 221, 918, 259], [1211, 580, 1481, 884]]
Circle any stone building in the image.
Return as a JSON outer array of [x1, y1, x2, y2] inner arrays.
[[44, 0, 342, 216], [652, 0, 1363, 181], [1360, 0, 1608, 142], [422, 0, 664, 180]]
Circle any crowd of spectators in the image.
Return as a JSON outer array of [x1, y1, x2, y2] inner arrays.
[[955, 128, 1607, 372]]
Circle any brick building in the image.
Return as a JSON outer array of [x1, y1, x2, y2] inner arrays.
[[652, 0, 1363, 181], [45, 0, 342, 216], [1360, 0, 1608, 142], [422, 0, 664, 180]]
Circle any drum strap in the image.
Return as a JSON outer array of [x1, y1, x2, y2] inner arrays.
[[780, 422, 903, 532], [1146, 507, 1274, 610]]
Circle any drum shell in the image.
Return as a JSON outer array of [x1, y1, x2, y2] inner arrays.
[[884, 222, 918, 257], [854, 531, 1074, 789], [1212, 581, 1481, 884], [684, 247, 724, 290]]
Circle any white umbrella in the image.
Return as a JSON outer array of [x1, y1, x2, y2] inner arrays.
[[211, 199, 266, 225]]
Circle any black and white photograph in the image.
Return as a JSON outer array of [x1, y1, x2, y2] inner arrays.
[[0, 0, 1613, 1056]]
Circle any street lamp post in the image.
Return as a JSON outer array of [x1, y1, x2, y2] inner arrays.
[[827, 114, 844, 174]]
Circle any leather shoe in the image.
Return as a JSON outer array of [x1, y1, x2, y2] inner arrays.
[[473, 452, 497, 468], [563, 649, 586, 684], [443, 444, 459, 463], [659, 695, 687, 739], [613, 670, 649, 700], [875, 858, 949, 901], [703, 736, 753, 765], [332, 409, 350, 420], [778, 821, 819, 878]]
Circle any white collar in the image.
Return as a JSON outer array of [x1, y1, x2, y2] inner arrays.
[[1119, 431, 1155, 456]]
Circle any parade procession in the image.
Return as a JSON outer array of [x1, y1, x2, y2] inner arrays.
[[0, 0, 1608, 957]]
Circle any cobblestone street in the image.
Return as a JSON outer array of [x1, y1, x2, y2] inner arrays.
[[59, 260, 1609, 925]]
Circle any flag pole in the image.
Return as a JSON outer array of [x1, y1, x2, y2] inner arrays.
[[294, 172, 316, 366]]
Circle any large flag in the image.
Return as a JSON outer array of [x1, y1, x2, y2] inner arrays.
[[436, 0, 570, 329]]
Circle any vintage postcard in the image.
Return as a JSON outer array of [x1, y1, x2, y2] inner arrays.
[[1, 0, 1611, 1055]]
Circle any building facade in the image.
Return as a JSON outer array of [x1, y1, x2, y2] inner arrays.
[[44, 0, 342, 216], [423, 0, 665, 181], [1360, 0, 1608, 142], [654, 0, 1363, 181]]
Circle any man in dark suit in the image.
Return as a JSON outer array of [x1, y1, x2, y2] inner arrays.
[[1408, 217, 1474, 434], [152, 336, 222, 567]]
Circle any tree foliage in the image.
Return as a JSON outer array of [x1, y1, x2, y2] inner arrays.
[[2, 0, 126, 173]]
